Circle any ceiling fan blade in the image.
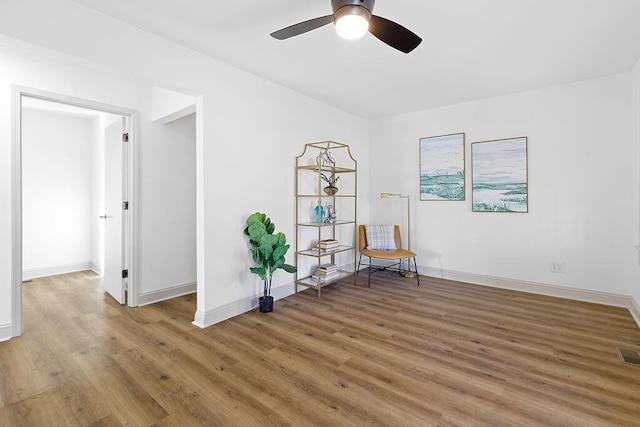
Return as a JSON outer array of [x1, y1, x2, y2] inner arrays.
[[270, 15, 334, 40], [369, 15, 422, 53]]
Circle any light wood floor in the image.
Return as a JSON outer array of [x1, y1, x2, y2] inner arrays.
[[1, 271, 640, 426]]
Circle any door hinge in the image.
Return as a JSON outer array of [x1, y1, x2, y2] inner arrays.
[[122, 133, 129, 142], [122, 201, 129, 210], [122, 269, 128, 279]]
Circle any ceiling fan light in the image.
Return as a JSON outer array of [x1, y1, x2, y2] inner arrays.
[[334, 6, 370, 40]]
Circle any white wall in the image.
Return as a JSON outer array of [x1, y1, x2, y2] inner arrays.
[[0, 0, 370, 336], [141, 113, 197, 293], [21, 108, 93, 278], [371, 74, 637, 300]]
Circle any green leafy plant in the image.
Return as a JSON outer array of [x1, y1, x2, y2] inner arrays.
[[244, 212, 297, 298]]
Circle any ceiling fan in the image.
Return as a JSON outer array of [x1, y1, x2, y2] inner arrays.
[[270, 0, 422, 54]]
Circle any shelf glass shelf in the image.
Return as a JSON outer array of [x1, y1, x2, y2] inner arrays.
[[297, 245, 354, 257], [297, 165, 356, 174], [296, 269, 355, 288], [297, 220, 355, 227], [296, 194, 356, 198]]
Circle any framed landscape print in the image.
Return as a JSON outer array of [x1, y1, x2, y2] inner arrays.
[[471, 136, 528, 212], [419, 133, 465, 201]]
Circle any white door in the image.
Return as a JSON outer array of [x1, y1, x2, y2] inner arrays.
[[103, 118, 127, 304]]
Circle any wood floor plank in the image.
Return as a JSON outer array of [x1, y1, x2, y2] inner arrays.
[[111, 346, 231, 425], [2, 271, 640, 425]]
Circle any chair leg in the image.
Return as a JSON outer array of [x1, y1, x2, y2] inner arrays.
[[357, 253, 363, 275], [367, 256, 372, 288], [413, 257, 420, 287]]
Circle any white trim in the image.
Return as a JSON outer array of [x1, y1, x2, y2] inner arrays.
[[420, 266, 631, 307], [11, 85, 139, 339], [138, 282, 197, 306], [630, 296, 640, 329], [0, 323, 12, 342], [91, 262, 104, 276], [125, 112, 140, 308], [22, 262, 93, 280], [11, 86, 22, 338], [193, 281, 297, 329], [194, 95, 206, 326], [153, 105, 196, 125]]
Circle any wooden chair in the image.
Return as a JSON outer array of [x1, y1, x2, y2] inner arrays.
[[357, 225, 420, 288]]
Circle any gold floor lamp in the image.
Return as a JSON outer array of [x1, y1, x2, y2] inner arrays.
[[380, 192, 416, 278]]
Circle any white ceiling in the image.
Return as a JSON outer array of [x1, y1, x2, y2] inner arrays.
[[68, 0, 640, 119]]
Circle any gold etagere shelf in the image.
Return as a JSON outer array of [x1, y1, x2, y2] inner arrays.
[[294, 141, 357, 298]]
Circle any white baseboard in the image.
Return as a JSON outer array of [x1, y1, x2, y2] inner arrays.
[[138, 281, 197, 306], [0, 323, 12, 342], [191, 266, 638, 330], [22, 261, 93, 280], [91, 262, 103, 276], [419, 266, 631, 308], [630, 296, 640, 329], [193, 281, 297, 329]]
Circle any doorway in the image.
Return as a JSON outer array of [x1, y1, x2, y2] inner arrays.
[[11, 86, 139, 337]]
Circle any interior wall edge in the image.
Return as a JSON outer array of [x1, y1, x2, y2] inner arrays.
[[90, 263, 103, 276], [193, 281, 297, 329], [137, 281, 197, 307], [630, 296, 640, 329], [0, 323, 11, 342], [22, 261, 93, 281], [420, 265, 631, 309]]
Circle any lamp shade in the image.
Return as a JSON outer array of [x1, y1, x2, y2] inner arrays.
[[334, 5, 370, 39]]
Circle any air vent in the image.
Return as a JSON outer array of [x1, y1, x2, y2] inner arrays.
[[617, 348, 640, 367]]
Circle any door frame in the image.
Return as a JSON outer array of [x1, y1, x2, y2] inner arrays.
[[11, 86, 140, 337]]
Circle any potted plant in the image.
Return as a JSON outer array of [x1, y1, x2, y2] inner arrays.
[[319, 172, 339, 195], [244, 212, 297, 312]]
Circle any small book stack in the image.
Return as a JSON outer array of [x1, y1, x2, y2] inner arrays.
[[311, 263, 339, 282], [317, 239, 339, 251]]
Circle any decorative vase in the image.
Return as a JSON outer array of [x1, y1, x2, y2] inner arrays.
[[323, 185, 339, 196], [259, 296, 274, 313]]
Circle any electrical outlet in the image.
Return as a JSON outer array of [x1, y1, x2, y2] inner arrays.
[[550, 261, 565, 273]]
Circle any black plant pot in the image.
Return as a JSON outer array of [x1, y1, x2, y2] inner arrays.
[[259, 296, 274, 313]]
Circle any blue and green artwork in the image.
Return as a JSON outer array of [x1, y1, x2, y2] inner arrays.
[[419, 133, 465, 201], [472, 137, 528, 213]]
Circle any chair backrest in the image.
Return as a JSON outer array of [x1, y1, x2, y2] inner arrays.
[[358, 225, 403, 251]]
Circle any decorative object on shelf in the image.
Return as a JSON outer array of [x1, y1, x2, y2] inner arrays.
[[323, 185, 339, 196], [311, 263, 339, 282], [317, 239, 339, 250], [419, 133, 465, 201], [319, 171, 339, 195], [380, 192, 415, 278], [314, 202, 324, 223], [244, 212, 297, 313], [324, 202, 337, 223], [471, 136, 528, 213], [316, 149, 335, 167]]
